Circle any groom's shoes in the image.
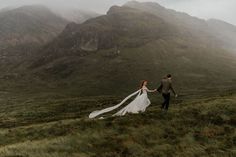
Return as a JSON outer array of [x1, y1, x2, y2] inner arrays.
[[161, 105, 165, 110], [160, 107, 168, 113]]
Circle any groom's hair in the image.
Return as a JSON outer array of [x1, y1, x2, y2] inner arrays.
[[167, 74, 172, 78]]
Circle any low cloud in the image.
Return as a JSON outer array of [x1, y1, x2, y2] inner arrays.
[[158, 0, 236, 25], [0, 0, 235, 25]]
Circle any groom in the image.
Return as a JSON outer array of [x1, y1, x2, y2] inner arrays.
[[157, 74, 178, 111]]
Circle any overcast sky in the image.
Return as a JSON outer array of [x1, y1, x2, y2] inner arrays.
[[0, 0, 235, 25]]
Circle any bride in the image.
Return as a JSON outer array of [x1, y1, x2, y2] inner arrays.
[[89, 80, 157, 119]]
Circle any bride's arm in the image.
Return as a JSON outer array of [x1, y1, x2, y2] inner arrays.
[[145, 87, 157, 93]]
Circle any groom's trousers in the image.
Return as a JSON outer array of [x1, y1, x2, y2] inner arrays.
[[161, 93, 170, 110]]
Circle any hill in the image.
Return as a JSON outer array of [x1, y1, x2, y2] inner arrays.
[[26, 4, 236, 96], [0, 92, 235, 157]]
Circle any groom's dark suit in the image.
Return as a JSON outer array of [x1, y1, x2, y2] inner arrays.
[[157, 77, 176, 110]]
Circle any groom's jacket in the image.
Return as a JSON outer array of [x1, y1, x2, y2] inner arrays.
[[157, 78, 176, 95]]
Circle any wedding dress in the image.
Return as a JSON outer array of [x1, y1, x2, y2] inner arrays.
[[89, 86, 151, 119]]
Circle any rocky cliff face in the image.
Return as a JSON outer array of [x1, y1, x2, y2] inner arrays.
[[37, 6, 173, 60]]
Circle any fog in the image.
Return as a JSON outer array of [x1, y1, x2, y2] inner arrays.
[[0, 0, 235, 25]]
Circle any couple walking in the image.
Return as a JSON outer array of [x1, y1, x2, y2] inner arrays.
[[89, 74, 177, 119]]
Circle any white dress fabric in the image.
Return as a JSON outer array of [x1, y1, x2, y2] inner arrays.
[[89, 86, 151, 119]]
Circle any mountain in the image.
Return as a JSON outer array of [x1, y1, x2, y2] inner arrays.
[[27, 3, 236, 96], [125, 1, 236, 52], [125, 1, 209, 35], [0, 5, 68, 75], [36, 6, 173, 57], [0, 5, 68, 48]]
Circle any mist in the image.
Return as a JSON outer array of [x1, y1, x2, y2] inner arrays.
[[0, 0, 235, 25]]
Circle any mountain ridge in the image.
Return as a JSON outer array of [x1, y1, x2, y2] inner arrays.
[[125, 1, 236, 52]]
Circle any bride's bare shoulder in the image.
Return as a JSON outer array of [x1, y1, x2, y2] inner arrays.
[[142, 85, 148, 89]]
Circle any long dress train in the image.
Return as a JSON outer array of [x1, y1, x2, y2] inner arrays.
[[89, 86, 151, 119]]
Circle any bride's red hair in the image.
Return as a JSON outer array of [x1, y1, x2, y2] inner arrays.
[[140, 80, 148, 89]]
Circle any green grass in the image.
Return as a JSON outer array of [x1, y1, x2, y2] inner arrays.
[[0, 93, 235, 157]]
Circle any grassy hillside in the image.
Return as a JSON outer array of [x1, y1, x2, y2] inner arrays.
[[0, 92, 235, 157]]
